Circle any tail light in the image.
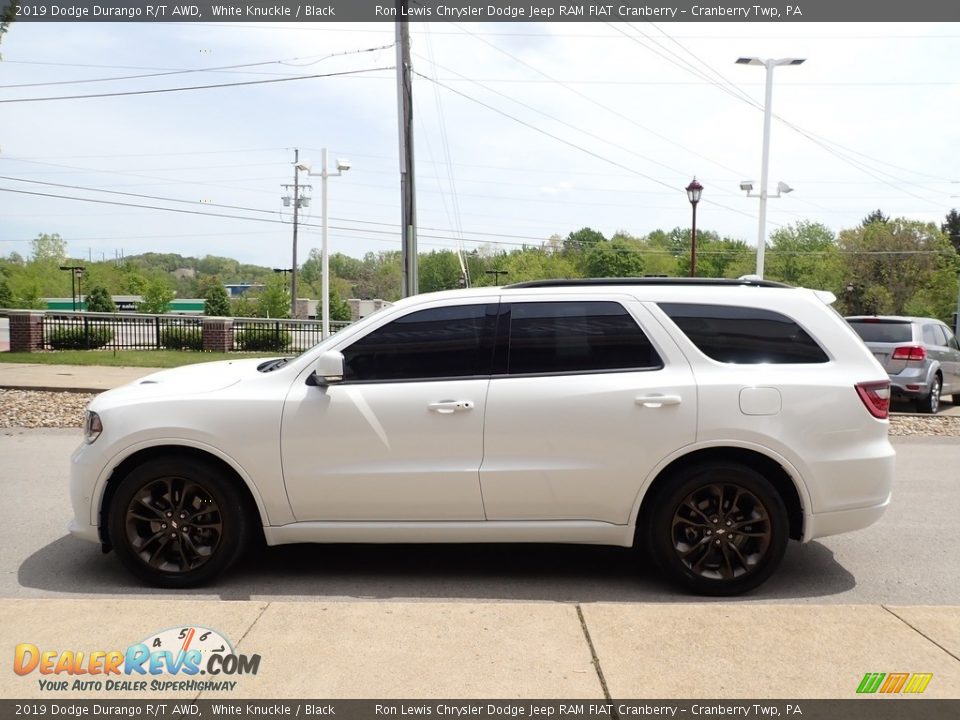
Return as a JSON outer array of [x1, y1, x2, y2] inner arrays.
[[891, 345, 926, 362], [856, 381, 891, 419]]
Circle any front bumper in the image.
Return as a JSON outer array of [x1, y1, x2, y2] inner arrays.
[[69, 439, 106, 545]]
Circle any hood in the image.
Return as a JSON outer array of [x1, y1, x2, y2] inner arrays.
[[95, 358, 275, 404]]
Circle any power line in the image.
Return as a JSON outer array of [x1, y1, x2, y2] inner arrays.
[[0, 66, 394, 104]]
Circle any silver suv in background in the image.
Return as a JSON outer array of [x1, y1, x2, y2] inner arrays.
[[846, 316, 960, 414]]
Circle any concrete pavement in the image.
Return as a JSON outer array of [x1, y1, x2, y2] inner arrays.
[[2, 599, 959, 699], [0, 361, 165, 392]]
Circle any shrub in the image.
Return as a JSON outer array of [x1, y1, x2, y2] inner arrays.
[[160, 327, 203, 351], [236, 328, 292, 352], [48, 325, 114, 350]]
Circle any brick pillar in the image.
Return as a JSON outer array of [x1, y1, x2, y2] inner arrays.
[[202, 317, 234, 353], [8, 311, 44, 353]]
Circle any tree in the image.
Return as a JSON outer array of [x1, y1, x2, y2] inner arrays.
[[256, 275, 290, 319], [942, 209, 960, 254], [861, 209, 890, 227], [839, 218, 959, 318], [563, 227, 606, 254], [138, 278, 174, 314], [0, 276, 12, 307], [765, 221, 843, 291], [0, 0, 17, 57], [328, 289, 352, 322], [202, 280, 231, 316], [85, 285, 116, 313], [30, 233, 68, 264], [584, 238, 646, 277]]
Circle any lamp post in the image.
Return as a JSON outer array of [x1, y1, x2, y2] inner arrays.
[[299, 149, 352, 338], [59, 265, 85, 311], [485, 269, 509, 285], [685, 178, 703, 278], [735, 56, 805, 278]]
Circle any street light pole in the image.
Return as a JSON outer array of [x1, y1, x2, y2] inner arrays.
[[321, 148, 330, 339], [59, 265, 84, 311], [685, 178, 703, 278], [736, 56, 805, 278], [291, 148, 300, 319]]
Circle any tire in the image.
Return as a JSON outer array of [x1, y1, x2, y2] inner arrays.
[[918, 375, 941, 415], [648, 462, 789, 596], [108, 456, 250, 588]]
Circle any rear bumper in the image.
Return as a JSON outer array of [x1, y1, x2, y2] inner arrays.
[[804, 493, 890, 542]]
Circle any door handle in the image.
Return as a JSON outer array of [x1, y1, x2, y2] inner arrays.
[[635, 394, 682, 408], [428, 400, 475, 414]]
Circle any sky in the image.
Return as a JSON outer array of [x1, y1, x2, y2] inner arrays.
[[1, 20, 958, 269]]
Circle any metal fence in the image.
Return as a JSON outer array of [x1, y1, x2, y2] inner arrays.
[[233, 318, 351, 353], [43, 312, 203, 351], [39, 311, 351, 352]]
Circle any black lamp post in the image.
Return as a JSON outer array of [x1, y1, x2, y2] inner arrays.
[[685, 178, 703, 277], [59, 265, 85, 311], [485, 269, 508, 285]]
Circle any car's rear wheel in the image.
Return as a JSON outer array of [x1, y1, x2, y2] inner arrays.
[[918, 375, 941, 414], [108, 457, 249, 588], [649, 463, 789, 596]]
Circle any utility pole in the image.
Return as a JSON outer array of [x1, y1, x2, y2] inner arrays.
[[282, 149, 309, 319], [291, 148, 300, 318], [396, 7, 417, 297]]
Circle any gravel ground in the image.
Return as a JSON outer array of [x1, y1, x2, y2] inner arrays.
[[2, 388, 959, 436]]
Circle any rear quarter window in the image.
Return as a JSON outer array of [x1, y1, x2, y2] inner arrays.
[[659, 303, 829, 364]]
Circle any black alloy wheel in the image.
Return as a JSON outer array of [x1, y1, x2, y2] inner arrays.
[[649, 462, 789, 596], [108, 457, 249, 587]]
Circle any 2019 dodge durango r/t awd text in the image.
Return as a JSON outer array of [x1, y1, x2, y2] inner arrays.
[[70, 279, 895, 595]]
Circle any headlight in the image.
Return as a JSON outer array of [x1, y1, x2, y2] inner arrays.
[[84, 411, 103, 444]]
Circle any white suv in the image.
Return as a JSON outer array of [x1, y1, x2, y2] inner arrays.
[[70, 279, 895, 595]]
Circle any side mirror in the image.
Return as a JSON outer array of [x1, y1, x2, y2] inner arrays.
[[306, 350, 345, 387]]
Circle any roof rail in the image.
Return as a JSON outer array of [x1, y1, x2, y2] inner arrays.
[[505, 277, 792, 289]]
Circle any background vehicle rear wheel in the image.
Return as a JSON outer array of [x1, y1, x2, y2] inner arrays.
[[649, 462, 789, 596], [918, 375, 941, 414], [108, 456, 250, 588]]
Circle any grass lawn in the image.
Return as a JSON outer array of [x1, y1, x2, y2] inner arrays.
[[0, 350, 275, 368]]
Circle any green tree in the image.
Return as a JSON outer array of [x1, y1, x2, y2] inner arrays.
[[839, 218, 959, 318], [138, 278, 174, 314], [85, 285, 116, 312], [861, 209, 890, 227], [30, 233, 68, 264], [563, 227, 606, 254], [231, 294, 257, 318], [328, 289, 352, 322], [419, 250, 463, 292], [256, 275, 290, 319], [584, 238, 646, 277], [765, 221, 844, 290], [202, 280, 232, 316], [942, 209, 960, 254], [0, 276, 12, 307], [0, 1, 17, 56]]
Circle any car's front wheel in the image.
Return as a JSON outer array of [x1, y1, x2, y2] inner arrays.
[[108, 456, 250, 588], [649, 463, 789, 596], [918, 375, 941, 414]]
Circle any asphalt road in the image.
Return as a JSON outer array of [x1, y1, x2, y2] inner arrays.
[[1, 428, 956, 605]]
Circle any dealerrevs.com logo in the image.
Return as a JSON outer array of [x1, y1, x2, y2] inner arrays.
[[13, 626, 260, 693]]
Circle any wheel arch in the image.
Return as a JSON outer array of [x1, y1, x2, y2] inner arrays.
[[633, 445, 806, 543], [97, 444, 268, 547]]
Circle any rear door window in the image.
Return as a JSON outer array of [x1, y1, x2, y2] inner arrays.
[[506, 301, 662, 375], [660, 303, 829, 364]]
